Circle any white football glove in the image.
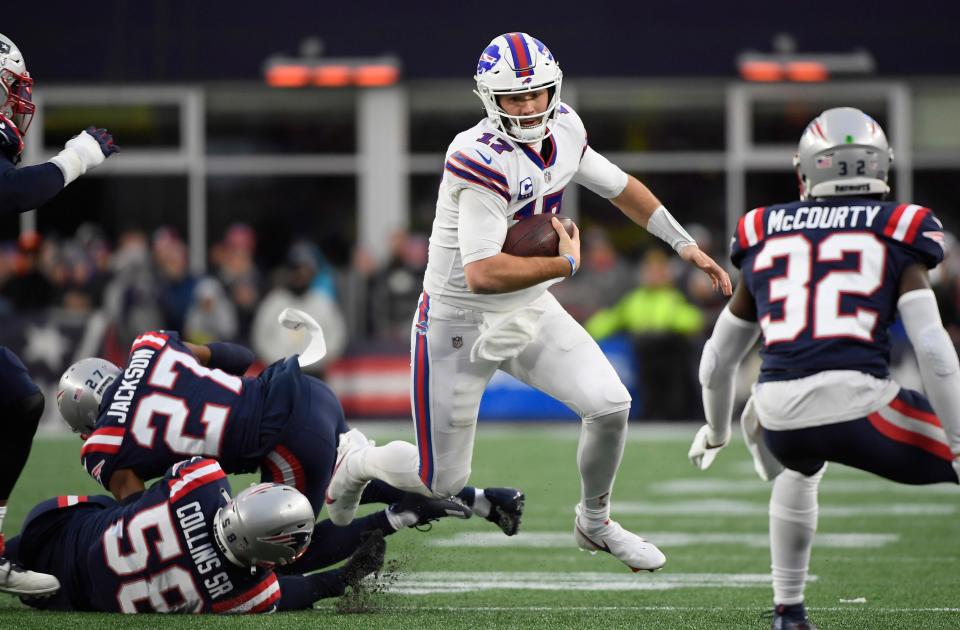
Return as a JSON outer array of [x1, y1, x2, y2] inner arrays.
[[49, 129, 108, 186], [687, 424, 728, 470]]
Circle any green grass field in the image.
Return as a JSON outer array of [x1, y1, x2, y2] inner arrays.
[[1, 423, 958, 629]]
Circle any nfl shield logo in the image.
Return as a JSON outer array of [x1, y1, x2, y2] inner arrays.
[[544, 170, 552, 183], [452, 336, 463, 349]]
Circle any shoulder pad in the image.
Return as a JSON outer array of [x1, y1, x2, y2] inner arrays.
[[878, 204, 945, 269], [130, 331, 172, 354], [730, 207, 768, 269], [445, 143, 511, 204]]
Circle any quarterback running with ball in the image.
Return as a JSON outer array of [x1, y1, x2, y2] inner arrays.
[[325, 32, 730, 572]]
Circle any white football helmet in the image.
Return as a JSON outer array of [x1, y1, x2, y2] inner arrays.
[[794, 107, 893, 200], [474, 32, 563, 144], [0, 33, 35, 134], [57, 358, 121, 434]]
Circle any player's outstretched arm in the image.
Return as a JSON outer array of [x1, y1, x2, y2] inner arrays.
[[898, 264, 960, 460], [690, 282, 760, 470], [612, 176, 732, 295], [183, 340, 255, 376], [574, 147, 731, 295], [0, 126, 119, 215]]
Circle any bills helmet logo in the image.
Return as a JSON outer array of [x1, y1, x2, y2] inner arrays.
[[532, 38, 554, 62], [477, 44, 501, 75]]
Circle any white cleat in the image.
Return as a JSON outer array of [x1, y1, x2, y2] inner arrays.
[[574, 505, 666, 573], [324, 428, 374, 526], [0, 557, 60, 597]]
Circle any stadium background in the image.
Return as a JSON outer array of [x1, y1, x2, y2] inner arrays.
[[2, 3, 960, 627], [8, 2, 960, 428]]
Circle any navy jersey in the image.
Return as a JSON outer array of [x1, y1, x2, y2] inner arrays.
[[20, 458, 280, 613], [731, 199, 944, 382], [0, 114, 65, 215], [81, 331, 301, 489]]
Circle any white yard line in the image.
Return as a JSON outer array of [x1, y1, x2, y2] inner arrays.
[[373, 605, 960, 613], [383, 571, 816, 595], [614, 500, 955, 517], [652, 478, 959, 495], [430, 531, 898, 549]]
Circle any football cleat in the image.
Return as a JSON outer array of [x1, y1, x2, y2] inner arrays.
[[768, 603, 818, 630], [339, 530, 386, 590], [573, 505, 666, 572], [483, 487, 525, 536], [390, 494, 472, 529], [0, 556, 60, 598], [325, 428, 374, 526]]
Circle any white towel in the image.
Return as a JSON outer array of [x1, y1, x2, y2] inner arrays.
[[469, 303, 547, 363], [740, 395, 784, 482]]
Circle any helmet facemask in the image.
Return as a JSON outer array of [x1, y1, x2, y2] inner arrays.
[[474, 75, 563, 144], [0, 67, 34, 134]]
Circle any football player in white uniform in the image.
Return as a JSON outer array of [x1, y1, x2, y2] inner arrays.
[[325, 32, 730, 572]]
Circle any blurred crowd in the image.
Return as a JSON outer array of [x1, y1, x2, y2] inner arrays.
[[2, 221, 956, 419]]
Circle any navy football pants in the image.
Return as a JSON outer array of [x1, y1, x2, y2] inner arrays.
[[259, 375, 404, 518], [764, 388, 958, 485], [0, 346, 43, 501]]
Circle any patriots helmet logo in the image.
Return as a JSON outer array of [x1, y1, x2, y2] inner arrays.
[[477, 44, 501, 75]]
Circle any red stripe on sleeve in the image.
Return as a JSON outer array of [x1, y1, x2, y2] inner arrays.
[[902, 207, 930, 244], [753, 207, 766, 242], [883, 204, 907, 237], [736, 215, 748, 249], [212, 574, 278, 613]]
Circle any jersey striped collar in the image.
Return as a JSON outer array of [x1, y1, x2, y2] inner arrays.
[[515, 134, 557, 171]]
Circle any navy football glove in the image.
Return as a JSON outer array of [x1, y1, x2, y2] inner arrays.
[[84, 126, 119, 157]]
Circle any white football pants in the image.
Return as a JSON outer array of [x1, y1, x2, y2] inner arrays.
[[406, 290, 633, 501]]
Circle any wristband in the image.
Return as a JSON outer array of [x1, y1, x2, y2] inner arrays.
[[562, 254, 577, 277], [646, 206, 696, 254]]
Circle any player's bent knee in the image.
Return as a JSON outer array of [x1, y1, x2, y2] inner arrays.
[[580, 382, 631, 422]]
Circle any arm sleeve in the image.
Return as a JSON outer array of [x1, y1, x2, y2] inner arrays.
[[698, 307, 761, 444], [572, 146, 628, 199], [0, 155, 66, 216], [898, 288, 960, 456], [206, 342, 255, 376], [458, 188, 510, 265]]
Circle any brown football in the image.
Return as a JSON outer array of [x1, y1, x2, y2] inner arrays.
[[502, 214, 576, 257]]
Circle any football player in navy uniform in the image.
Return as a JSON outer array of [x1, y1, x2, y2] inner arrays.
[[0, 32, 118, 597], [688, 108, 960, 630], [4, 457, 387, 613], [56, 331, 524, 545]]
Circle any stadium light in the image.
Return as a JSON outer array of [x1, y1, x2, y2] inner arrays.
[[264, 37, 401, 88], [737, 33, 875, 82]]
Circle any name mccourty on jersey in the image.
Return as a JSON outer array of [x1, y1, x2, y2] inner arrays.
[[768, 205, 881, 234]]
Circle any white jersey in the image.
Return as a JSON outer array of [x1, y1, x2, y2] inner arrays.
[[423, 104, 624, 312]]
